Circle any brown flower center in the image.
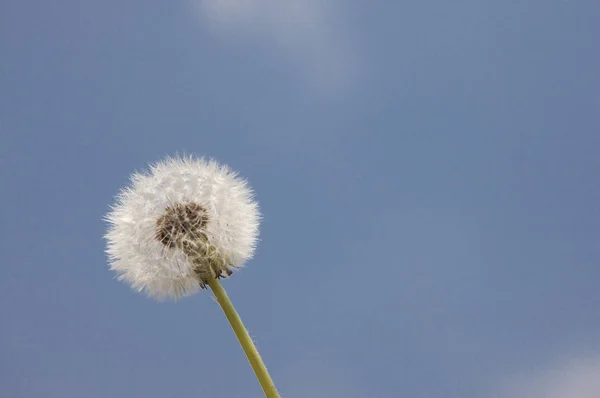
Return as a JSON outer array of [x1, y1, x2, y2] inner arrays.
[[155, 202, 208, 248], [155, 202, 232, 286]]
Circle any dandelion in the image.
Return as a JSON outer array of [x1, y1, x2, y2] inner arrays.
[[104, 155, 279, 398]]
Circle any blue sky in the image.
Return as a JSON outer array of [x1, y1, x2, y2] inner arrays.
[[1, 1, 599, 397]]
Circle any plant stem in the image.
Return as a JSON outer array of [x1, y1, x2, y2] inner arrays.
[[207, 278, 280, 398]]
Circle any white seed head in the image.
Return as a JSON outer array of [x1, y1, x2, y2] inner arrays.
[[104, 155, 260, 300]]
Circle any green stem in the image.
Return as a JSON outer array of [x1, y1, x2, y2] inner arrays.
[[207, 278, 280, 398]]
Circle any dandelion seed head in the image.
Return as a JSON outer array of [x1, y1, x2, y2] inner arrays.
[[104, 155, 260, 300]]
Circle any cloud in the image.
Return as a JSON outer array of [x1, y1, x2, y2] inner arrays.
[[491, 354, 600, 398], [192, 0, 360, 94]]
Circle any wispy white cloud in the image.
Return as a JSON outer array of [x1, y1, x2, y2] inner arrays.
[[491, 353, 600, 398], [192, 0, 360, 94]]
